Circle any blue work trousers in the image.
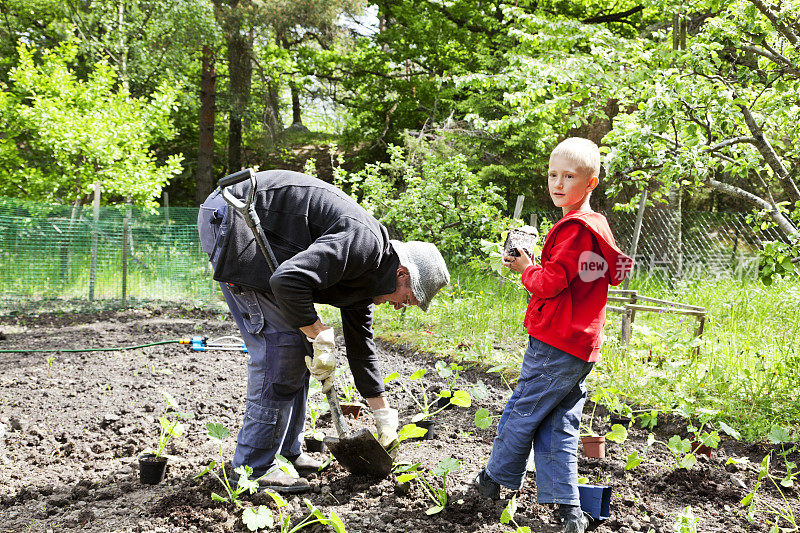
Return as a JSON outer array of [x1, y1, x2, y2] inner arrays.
[[485, 337, 594, 505], [198, 190, 313, 477]]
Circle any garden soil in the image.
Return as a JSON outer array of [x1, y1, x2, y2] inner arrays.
[[1, 305, 797, 532]]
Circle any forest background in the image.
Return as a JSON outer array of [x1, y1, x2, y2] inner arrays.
[[0, 0, 798, 256]]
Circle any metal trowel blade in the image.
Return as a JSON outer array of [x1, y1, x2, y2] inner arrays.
[[323, 428, 393, 478]]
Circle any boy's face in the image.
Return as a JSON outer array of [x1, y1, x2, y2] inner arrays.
[[547, 155, 598, 213]]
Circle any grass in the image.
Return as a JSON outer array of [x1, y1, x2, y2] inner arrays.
[[320, 268, 800, 442]]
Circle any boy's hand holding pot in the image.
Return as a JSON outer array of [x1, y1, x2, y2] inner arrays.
[[502, 247, 533, 274]]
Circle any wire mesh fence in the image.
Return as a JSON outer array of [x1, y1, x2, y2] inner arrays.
[[0, 195, 785, 309]]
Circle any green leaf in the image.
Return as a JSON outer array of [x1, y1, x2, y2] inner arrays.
[[425, 505, 444, 515], [668, 435, 691, 454], [398, 423, 428, 441], [767, 426, 790, 444], [383, 372, 399, 384], [194, 460, 216, 479], [207, 422, 229, 441], [410, 369, 426, 380], [501, 495, 517, 524], [474, 408, 493, 429], [275, 454, 299, 478], [605, 424, 628, 443], [433, 457, 461, 476], [267, 490, 287, 508], [329, 511, 347, 533], [450, 390, 471, 407], [680, 453, 697, 470], [211, 492, 229, 503], [242, 506, 274, 531], [163, 391, 178, 409], [719, 421, 740, 440], [303, 498, 325, 520], [396, 472, 418, 483], [625, 451, 643, 470]]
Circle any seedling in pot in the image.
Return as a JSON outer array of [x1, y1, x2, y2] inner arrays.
[[395, 457, 461, 515], [151, 392, 192, 458], [385, 370, 471, 422]]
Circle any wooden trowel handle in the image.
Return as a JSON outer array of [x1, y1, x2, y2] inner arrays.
[[325, 384, 350, 439]]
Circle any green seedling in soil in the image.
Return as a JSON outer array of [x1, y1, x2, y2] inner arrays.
[[500, 495, 531, 533], [195, 422, 259, 508], [305, 400, 329, 442], [397, 423, 429, 441], [740, 451, 798, 533], [435, 360, 468, 396], [487, 363, 515, 391], [262, 491, 347, 533], [767, 426, 798, 488], [45, 356, 55, 377], [474, 408, 500, 430], [673, 505, 700, 533], [151, 392, 192, 459], [395, 457, 461, 515], [384, 370, 471, 422]]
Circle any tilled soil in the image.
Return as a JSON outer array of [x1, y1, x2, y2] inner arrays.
[[0, 305, 797, 532]]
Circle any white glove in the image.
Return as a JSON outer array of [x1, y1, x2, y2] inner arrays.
[[373, 407, 399, 451], [305, 328, 336, 392]]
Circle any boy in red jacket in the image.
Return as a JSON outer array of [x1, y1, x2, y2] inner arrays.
[[474, 138, 632, 533]]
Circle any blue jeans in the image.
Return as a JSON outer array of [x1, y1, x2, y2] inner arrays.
[[198, 191, 312, 476], [485, 337, 594, 505]]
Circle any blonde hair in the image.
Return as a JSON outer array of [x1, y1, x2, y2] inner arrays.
[[550, 137, 601, 179]]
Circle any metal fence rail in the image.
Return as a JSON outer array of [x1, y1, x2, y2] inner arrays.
[[0, 196, 785, 306]]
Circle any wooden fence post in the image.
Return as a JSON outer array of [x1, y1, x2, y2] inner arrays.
[[89, 182, 101, 301], [624, 190, 648, 291], [122, 197, 131, 300]]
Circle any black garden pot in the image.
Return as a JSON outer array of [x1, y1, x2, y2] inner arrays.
[[414, 420, 436, 441], [305, 437, 326, 453], [138, 453, 168, 484]]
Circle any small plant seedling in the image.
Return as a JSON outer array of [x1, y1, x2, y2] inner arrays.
[[385, 369, 470, 422], [304, 400, 329, 442], [195, 422, 258, 508], [474, 408, 500, 430], [500, 495, 532, 533], [739, 450, 798, 532], [767, 426, 797, 489], [673, 505, 700, 533], [263, 491, 348, 533], [396, 457, 461, 515], [151, 392, 193, 459], [45, 356, 55, 377]]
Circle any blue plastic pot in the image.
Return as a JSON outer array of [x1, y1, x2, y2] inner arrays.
[[578, 484, 611, 521]]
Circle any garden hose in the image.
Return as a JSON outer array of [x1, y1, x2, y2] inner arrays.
[[0, 336, 247, 353]]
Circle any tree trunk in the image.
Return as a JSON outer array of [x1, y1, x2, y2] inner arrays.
[[708, 177, 797, 236], [290, 82, 302, 126], [196, 44, 217, 206], [263, 80, 282, 143], [224, 5, 252, 172]]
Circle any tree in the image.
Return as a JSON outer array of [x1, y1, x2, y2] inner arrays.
[[0, 41, 183, 206]]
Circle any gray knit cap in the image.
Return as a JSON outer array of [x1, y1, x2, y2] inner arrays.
[[390, 240, 450, 312]]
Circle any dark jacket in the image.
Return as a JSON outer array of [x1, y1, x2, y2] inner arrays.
[[213, 170, 399, 397]]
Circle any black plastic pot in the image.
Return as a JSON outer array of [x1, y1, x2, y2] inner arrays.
[[435, 397, 453, 411], [138, 453, 168, 484], [609, 416, 631, 427], [415, 420, 436, 440], [305, 437, 326, 453]]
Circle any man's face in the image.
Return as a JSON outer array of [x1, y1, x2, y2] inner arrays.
[[372, 268, 419, 310]]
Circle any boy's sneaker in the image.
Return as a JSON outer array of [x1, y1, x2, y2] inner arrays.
[[558, 504, 589, 533], [473, 469, 501, 499]]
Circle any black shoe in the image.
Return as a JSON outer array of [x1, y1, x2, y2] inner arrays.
[[558, 504, 589, 533], [473, 469, 501, 499]]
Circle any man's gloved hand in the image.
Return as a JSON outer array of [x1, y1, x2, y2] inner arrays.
[[305, 328, 336, 392], [373, 407, 399, 453]]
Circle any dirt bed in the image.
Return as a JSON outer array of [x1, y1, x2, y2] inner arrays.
[[0, 305, 796, 532]]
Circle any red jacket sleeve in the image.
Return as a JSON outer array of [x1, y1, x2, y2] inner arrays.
[[521, 222, 595, 299]]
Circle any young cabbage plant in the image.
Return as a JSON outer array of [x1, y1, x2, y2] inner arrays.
[[152, 392, 193, 459], [396, 457, 461, 515]]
